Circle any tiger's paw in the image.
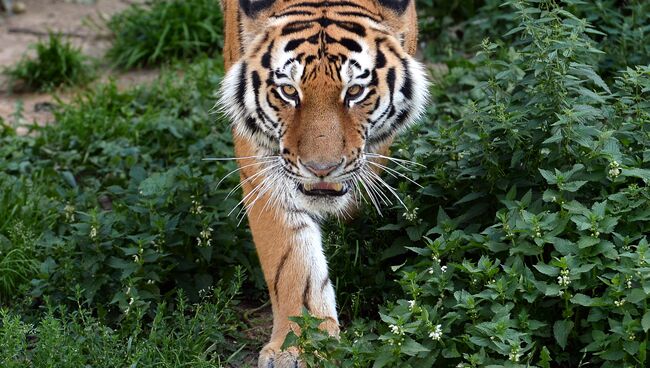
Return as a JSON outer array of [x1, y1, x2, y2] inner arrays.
[[258, 343, 304, 368]]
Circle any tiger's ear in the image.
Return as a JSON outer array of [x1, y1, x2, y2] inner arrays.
[[376, 0, 418, 55], [238, 0, 277, 47]]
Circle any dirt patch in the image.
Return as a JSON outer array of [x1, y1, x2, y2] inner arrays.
[[0, 0, 157, 126]]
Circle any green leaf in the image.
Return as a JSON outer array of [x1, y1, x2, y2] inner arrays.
[[539, 168, 557, 184], [571, 293, 593, 306], [401, 338, 429, 356], [553, 320, 574, 350], [534, 263, 559, 277], [622, 168, 650, 182], [628, 289, 647, 304], [642, 311, 650, 333], [539, 346, 552, 368]]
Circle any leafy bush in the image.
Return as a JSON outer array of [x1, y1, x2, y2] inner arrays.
[[2, 33, 94, 92], [285, 1, 650, 366], [107, 0, 223, 68], [0, 272, 244, 368]]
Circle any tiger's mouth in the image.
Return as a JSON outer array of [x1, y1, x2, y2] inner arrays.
[[298, 182, 349, 197]]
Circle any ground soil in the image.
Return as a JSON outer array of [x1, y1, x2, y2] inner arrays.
[[0, 0, 157, 127]]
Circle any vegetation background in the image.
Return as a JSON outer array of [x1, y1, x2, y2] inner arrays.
[[1, 0, 649, 366]]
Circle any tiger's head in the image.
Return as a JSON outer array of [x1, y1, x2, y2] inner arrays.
[[220, 0, 429, 215]]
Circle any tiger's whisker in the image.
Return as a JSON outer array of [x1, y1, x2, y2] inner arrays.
[[366, 160, 423, 188], [365, 153, 425, 168], [366, 169, 408, 210], [217, 158, 278, 188], [226, 164, 279, 199], [203, 154, 278, 162]]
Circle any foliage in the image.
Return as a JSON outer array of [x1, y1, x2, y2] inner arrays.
[[0, 58, 265, 319], [286, 0, 650, 366], [2, 33, 94, 92], [106, 0, 223, 68], [0, 272, 244, 368], [1, 0, 649, 366]]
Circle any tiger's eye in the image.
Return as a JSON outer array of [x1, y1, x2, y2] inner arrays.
[[347, 85, 364, 99], [281, 85, 298, 98]]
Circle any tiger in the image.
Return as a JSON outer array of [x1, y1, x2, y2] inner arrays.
[[218, 0, 429, 366]]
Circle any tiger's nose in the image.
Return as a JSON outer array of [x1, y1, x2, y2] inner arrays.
[[302, 159, 343, 178]]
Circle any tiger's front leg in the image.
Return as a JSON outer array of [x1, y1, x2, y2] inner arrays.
[[250, 202, 339, 367], [236, 147, 339, 368]]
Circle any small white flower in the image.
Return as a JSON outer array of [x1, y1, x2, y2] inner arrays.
[[64, 205, 76, 222], [509, 351, 521, 362], [408, 300, 416, 310], [429, 324, 443, 341], [190, 199, 203, 215], [608, 161, 621, 178], [428, 267, 434, 275], [198, 227, 213, 247], [389, 324, 404, 336], [557, 269, 571, 287], [614, 299, 626, 307], [89, 226, 98, 240], [403, 207, 419, 221], [441, 265, 448, 273]]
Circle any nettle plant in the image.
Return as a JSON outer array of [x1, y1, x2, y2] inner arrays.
[[288, 1, 650, 367]]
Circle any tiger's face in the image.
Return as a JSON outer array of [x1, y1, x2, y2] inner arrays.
[[220, 7, 428, 215]]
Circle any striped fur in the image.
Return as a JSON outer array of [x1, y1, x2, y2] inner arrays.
[[218, 1, 428, 366]]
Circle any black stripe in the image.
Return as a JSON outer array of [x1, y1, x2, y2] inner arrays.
[[336, 11, 382, 22], [339, 37, 362, 52], [302, 273, 312, 312], [281, 23, 314, 35], [274, 10, 315, 17], [240, 0, 275, 17], [245, 116, 262, 135], [321, 276, 329, 291], [377, 0, 411, 14], [285, 1, 373, 10], [285, 37, 307, 52], [289, 222, 310, 232], [387, 67, 396, 99], [375, 41, 386, 68], [273, 248, 291, 299], [251, 70, 262, 94], [261, 41, 274, 68], [251, 71, 278, 131], [236, 62, 248, 107], [367, 130, 393, 146], [393, 108, 410, 128], [336, 21, 366, 37], [400, 58, 412, 99]]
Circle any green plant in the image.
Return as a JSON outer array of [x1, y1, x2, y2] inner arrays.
[[107, 0, 223, 68], [0, 270, 245, 367], [2, 33, 93, 92], [1, 0, 649, 365], [284, 1, 650, 366]]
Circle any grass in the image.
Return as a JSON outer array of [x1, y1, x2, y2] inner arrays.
[[0, 273, 246, 368], [2, 33, 94, 92], [106, 0, 223, 68]]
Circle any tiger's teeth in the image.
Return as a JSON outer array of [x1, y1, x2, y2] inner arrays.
[[331, 183, 343, 191], [304, 183, 315, 191]]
